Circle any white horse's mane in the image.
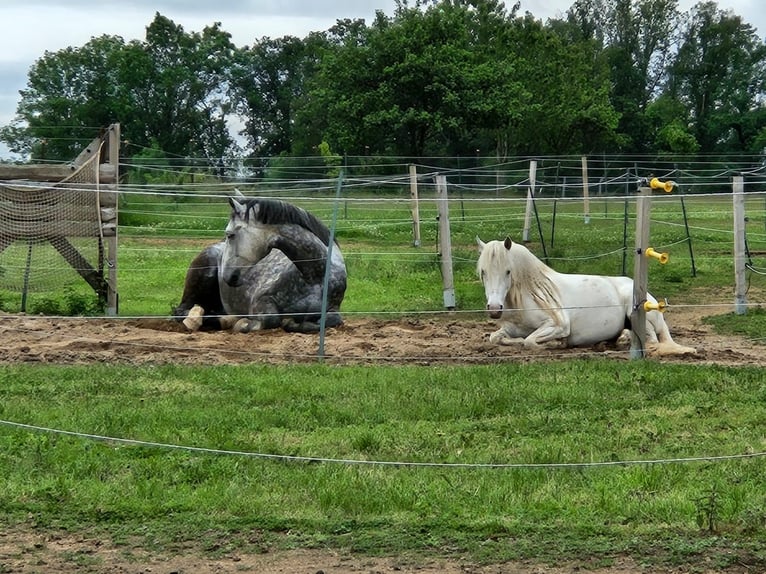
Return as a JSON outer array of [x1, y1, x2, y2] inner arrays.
[[488, 240, 564, 324]]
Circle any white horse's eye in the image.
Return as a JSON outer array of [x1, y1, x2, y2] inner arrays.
[[506, 269, 511, 276]]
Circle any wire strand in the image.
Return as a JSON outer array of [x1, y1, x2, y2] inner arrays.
[[1, 418, 764, 469]]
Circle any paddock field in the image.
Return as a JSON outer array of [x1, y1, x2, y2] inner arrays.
[[1, 302, 765, 574], [2, 187, 766, 573], [0, 296, 762, 367]]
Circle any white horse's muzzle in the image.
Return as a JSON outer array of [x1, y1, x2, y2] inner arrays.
[[487, 305, 503, 319]]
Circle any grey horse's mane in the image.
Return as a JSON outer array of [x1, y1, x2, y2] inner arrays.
[[242, 198, 332, 246], [504, 242, 564, 325]]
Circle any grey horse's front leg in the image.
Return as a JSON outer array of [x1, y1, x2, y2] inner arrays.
[[231, 298, 283, 333], [281, 310, 344, 333]]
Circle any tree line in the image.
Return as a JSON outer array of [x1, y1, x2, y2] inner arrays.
[[1, 0, 765, 168]]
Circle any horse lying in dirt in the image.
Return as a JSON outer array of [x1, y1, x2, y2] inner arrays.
[[476, 236, 696, 356], [174, 194, 346, 333]]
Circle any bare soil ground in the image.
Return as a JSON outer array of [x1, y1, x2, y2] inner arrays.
[[0, 303, 763, 367], [0, 303, 763, 573], [0, 527, 755, 574]]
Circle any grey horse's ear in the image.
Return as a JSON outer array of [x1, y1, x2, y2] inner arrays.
[[229, 196, 245, 216], [503, 236, 513, 250], [476, 236, 485, 253]]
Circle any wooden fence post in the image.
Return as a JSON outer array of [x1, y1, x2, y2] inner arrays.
[[733, 175, 747, 315], [105, 123, 120, 315], [409, 164, 421, 247], [435, 175, 455, 310], [581, 156, 590, 224], [522, 159, 537, 243], [630, 184, 652, 359]]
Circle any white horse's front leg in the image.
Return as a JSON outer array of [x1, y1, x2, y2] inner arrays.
[[523, 320, 570, 348], [489, 321, 527, 345], [644, 309, 697, 356]]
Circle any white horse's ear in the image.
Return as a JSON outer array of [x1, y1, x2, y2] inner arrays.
[[476, 236, 485, 253], [233, 188, 245, 199], [503, 236, 513, 250]]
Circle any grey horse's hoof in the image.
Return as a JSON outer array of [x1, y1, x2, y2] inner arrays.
[[233, 318, 263, 333], [182, 305, 204, 331]]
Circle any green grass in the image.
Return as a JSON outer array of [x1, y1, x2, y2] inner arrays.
[[1, 186, 763, 319], [704, 307, 766, 343], [0, 360, 765, 568], [2, 184, 766, 569]]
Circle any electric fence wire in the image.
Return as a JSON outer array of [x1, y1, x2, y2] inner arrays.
[[1, 417, 764, 470]]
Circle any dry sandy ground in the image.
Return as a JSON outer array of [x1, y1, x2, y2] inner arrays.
[[0, 303, 763, 573], [0, 303, 763, 367], [0, 527, 754, 574]]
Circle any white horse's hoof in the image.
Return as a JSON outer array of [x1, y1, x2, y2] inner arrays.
[[182, 305, 204, 331], [649, 342, 698, 356], [489, 331, 506, 344], [615, 329, 632, 349]]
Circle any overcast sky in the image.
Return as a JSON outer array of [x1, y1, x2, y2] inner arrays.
[[0, 0, 763, 159]]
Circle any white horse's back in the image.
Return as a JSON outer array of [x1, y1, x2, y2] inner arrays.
[[549, 272, 630, 346]]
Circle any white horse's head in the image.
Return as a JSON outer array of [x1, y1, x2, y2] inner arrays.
[[476, 236, 514, 319], [220, 197, 271, 286]]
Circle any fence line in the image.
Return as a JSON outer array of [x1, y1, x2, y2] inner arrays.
[[2, 165, 764, 325], [2, 417, 765, 470]]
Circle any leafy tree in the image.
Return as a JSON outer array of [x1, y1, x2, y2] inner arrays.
[[0, 35, 126, 159], [125, 140, 172, 185], [515, 15, 620, 155], [645, 94, 700, 153], [119, 14, 236, 162], [1, 13, 236, 163], [230, 34, 327, 158], [559, 0, 683, 153], [299, 4, 476, 158], [5, 1, 766, 165], [605, 0, 682, 152], [365, 1, 483, 156], [293, 17, 382, 157], [297, 0, 535, 159], [666, 1, 766, 153]]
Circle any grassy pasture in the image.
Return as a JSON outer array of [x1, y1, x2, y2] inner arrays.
[[2, 179, 764, 317], [1, 180, 766, 568], [1, 361, 765, 569], [108, 182, 765, 318]]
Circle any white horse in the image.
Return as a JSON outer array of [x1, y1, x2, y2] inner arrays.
[[476, 236, 696, 356]]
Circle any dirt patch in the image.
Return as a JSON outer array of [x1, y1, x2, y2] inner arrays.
[[0, 304, 763, 573], [0, 527, 748, 574], [0, 304, 762, 367]]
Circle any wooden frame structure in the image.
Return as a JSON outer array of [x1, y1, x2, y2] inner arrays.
[[0, 123, 120, 314]]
